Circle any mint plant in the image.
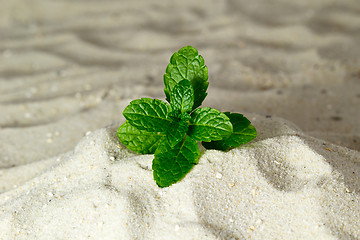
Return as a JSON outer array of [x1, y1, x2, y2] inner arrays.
[[117, 46, 257, 187]]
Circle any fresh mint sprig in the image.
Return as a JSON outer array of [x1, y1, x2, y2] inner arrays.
[[117, 46, 257, 187]]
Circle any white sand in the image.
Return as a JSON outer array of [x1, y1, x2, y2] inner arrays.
[[0, 116, 359, 239], [1, 0, 360, 239]]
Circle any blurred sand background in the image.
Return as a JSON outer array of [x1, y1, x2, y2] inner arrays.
[[1, 0, 359, 166], [0, 0, 360, 239]]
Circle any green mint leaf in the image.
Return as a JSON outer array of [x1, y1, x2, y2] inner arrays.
[[188, 107, 233, 142], [170, 79, 194, 114], [152, 135, 200, 188], [117, 122, 165, 154], [180, 112, 192, 122], [164, 46, 208, 109], [123, 98, 172, 133], [202, 112, 257, 151], [166, 117, 189, 147], [117, 45, 259, 188]]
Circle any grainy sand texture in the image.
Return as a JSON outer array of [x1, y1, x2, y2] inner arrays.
[[0, 0, 360, 239]]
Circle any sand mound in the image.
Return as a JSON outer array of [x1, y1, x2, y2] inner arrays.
[[0, 116, 359, 240]]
